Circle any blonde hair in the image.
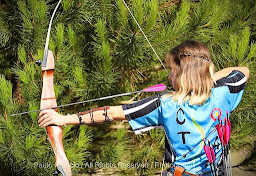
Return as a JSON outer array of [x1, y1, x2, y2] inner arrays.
[[165, 40, 215, 105]]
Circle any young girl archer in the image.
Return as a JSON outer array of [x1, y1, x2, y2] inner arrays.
[[38, 40, 249, 176]]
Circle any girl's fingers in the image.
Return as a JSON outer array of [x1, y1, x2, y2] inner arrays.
[[40, 120, 54, 127], [38, 111, 52, 123], [38, 114, 48, 123], [38, 109, 63, 127], [39, 113, 52, 126], [38, 109, 55, 118], [39, 114, 52, 127], [38, 110, 47, 118]]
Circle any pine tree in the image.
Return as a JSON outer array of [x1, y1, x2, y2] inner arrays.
[[0, 0, 255, 175]]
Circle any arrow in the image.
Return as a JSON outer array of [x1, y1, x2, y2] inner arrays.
[[11, 84, 167, 116]]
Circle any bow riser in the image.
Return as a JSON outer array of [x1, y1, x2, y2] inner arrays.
[[41, 50, 71, 176]]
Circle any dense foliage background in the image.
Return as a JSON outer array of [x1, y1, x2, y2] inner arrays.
[[0, 0, 255, 175]]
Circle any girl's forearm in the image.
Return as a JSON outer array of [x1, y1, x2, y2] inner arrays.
[[64, 111, 113, 125], [63, 106, 125, 125]]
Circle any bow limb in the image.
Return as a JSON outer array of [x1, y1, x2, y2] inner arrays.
[[40, 50, 71, 176]]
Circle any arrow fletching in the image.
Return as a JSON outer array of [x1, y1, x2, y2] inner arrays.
[[142, 84, 166, 92], [203, 139, 215, 164]]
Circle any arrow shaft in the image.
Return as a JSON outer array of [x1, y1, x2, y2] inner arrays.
[[11, 90, 142, 116]]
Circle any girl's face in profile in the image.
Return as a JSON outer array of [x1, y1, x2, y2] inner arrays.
[[168, 67, 177, 91], [168, 70, 172, 83]]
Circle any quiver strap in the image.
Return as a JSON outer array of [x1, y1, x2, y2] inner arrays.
[[167, 166, 197, 176], [174, 166, 185, 176]]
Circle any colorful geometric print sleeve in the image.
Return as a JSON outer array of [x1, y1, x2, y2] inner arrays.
[[122, 94, 163, 135], [215, 70, 247, 111]]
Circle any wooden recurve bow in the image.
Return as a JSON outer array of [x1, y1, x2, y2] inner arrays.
[[37, 0, 71, 175], [37, 50, 71, 176]]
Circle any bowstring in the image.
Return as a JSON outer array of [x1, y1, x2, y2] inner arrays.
[[122, 1, 167, 173], [121, 0, 166, 70]]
